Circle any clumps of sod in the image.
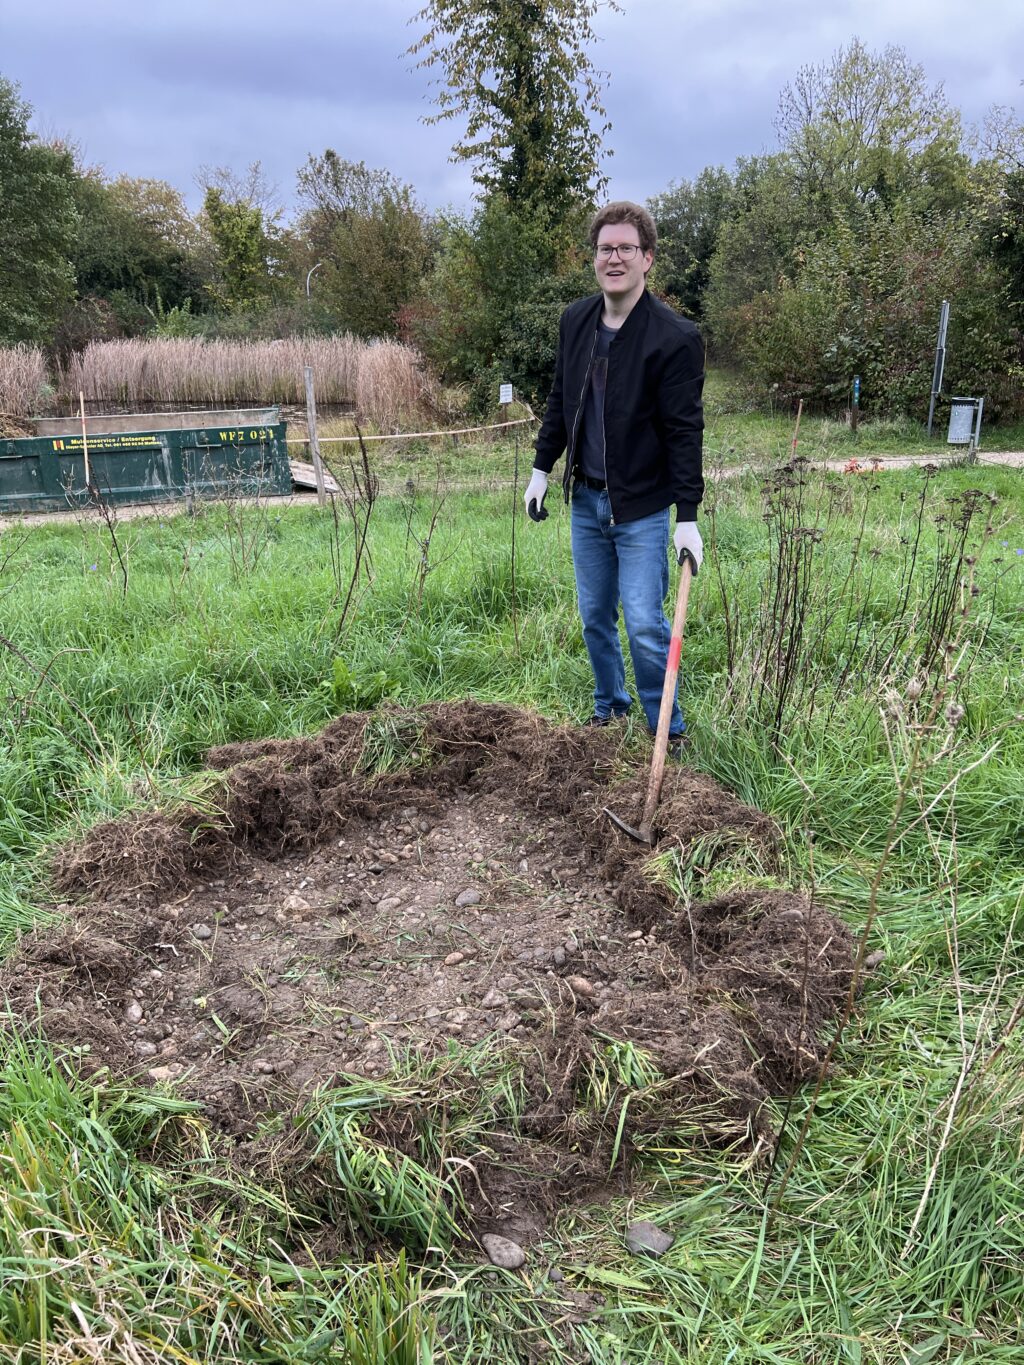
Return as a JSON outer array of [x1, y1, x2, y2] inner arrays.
[[52, 700, 778, 902]]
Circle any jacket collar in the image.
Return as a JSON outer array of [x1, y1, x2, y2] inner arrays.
[[586, 287, 652, 339]]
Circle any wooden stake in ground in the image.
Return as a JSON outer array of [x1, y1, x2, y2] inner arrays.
[[78, 390, 92, 493], [790, 398, 804, 460], [303, 365, 328, 507]]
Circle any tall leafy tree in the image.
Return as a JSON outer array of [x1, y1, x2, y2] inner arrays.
[[409, 0, 619, 226], [295, 151, 432, 336], [648, 167, 736, 320], [201, 186, 275, 313], [72, 173, 207, 318], [775, 39, 969, 216], [0, 77, 77, 344]]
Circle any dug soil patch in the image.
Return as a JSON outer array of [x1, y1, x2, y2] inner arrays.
[[4, 702, 855, 1248]]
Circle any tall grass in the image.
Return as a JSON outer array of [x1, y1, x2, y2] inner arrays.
[[1, 458, 1022, 1360], [0, 345, 49, 417], [54, 336, 432, 428]]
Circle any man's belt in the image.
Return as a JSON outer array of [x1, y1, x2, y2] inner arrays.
[[574, 473, 606, 491]]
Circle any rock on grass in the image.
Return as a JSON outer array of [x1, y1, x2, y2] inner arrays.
[[482, 1233, 526, 1269], [625, 1220, 674, 1257]]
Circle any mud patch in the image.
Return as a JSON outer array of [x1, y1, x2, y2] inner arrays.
[[6, 702, 854, 1250]]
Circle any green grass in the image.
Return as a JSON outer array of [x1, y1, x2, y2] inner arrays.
[[1, 456, 1022, 1361], [306, 368, 1024, 492]]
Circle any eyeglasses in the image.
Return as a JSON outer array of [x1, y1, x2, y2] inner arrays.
[[595, 243, 641, 260]]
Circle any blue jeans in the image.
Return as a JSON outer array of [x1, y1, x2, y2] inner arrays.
[[570, 482, 684, 735]]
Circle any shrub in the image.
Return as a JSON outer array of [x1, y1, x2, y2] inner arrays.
[[717, 205, 1021, 418]]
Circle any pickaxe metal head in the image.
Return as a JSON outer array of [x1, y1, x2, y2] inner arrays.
[[602, 805, 658, 846]]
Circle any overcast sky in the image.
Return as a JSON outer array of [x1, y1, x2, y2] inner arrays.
[[3, 0, 1021, 217]]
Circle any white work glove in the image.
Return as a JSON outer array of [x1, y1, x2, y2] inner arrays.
[[524, 468, 549, 522], [674, 521, 703, 574]]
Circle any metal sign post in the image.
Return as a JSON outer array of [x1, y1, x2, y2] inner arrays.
[[927, 299, 950, 438]]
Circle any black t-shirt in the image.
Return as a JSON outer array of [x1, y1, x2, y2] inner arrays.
[[578, 322, 615, 482]]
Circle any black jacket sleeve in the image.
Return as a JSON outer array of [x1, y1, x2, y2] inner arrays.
[[657, 328, 705, 521]]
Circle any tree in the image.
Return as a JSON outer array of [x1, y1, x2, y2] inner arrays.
[[71, 171, 208, 327], [199, 169, 282, 315], [409, 0, 619, 227], [648, 166, 735, 320], [410, 195, 591, 408], [703, 155, 809, 354], [775, 39, 969, 217], [0, 77, 77, 344], [727, 204, 1017, 417], [294, 152, 432, 336]]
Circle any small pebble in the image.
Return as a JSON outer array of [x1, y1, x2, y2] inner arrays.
[[378, 896, 403, 914], [565, 975, 595, 998], [193, 925, 213, 940], [547, 1266, 564, 1283], [552, 947, 567, 967], [124, 1001, 144, 1025], [148, 1063, 183, 1083], [481, 988, 507, 1009], [455, 888, 483, 908], [864, 950, 886, 969], [133, 1040, 157, 1057], [482, 1234, 526, 1270], [283, 893, 311, 913], [627, 929, 643, 941], [444, 950, 466, 967]]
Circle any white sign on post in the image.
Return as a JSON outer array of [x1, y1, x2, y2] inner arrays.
[[499, 383, 513, 405]]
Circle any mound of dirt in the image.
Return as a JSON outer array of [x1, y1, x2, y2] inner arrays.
[[0, 411, 35, 438], [6, 702, 855, 1249]]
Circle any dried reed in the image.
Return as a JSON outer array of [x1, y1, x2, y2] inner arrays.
[[0, 345, 50, 417], [56, 336, 431, 429]]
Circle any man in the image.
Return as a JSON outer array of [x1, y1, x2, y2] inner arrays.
[[524, 201, 704, 747]]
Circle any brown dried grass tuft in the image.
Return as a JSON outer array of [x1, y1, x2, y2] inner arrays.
[[353, 340, 432, 431], [0, 345, 49, 417]]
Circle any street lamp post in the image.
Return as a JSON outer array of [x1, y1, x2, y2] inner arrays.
[[306, 262, 323, 299]]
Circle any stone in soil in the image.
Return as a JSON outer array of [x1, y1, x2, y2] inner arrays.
[[454, 888, 483, 907], [482, 1234, 526, 1270]]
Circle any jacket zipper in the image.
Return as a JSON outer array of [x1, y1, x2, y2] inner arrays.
[[601, 346, 613, 525], [564, 329, 599, 501]]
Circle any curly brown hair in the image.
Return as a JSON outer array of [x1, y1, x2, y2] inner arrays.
[[588, 201, 657, 255]]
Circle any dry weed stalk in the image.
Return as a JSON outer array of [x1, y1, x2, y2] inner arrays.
[[768, 509, 1003, 1213], [323, 427, 379, 641]]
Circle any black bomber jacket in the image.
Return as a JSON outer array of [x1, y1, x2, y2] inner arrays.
[[533, 288, 705, 524]]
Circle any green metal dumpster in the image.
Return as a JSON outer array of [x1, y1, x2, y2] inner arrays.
[[0, 419, 291, 515]]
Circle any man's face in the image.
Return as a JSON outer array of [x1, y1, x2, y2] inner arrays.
[[594, 222, 652, 300]]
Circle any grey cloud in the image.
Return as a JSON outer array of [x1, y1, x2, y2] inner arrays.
[[2, 0, 1021, 217]]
